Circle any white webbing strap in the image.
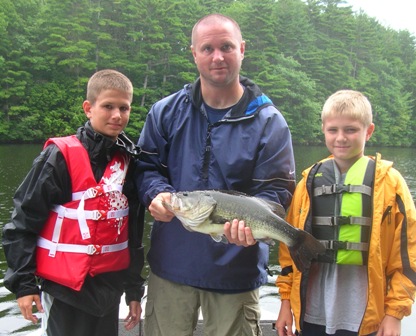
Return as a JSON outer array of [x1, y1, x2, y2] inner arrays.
[[49, 205, 66, 256], [37, 237, 128, 256], [52, 206, 129, 221], [72, 184, 123, 201], [75, 184, 124, 240], [77, 191, 92, 239]]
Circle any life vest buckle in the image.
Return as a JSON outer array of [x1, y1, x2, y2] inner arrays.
[[339, 184, 351, 193], [87, 244, 102, 255], [94, 185, 104, 196], [92, 210, 107, 220], [327, 240, 348, 250], [332, 216, 350, 225]]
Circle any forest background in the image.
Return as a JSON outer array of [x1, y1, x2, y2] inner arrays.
[[1, 0, 415, 146]]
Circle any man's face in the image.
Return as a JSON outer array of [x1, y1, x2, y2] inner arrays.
[[83, 89, 131, 141], [191, 21, 245, 88]]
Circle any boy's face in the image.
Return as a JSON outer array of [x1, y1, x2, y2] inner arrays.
[[83, 89, 131, 141], [322, 115, 374, 172]]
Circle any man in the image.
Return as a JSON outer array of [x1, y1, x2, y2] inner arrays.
[[136, 14, 296, 336]]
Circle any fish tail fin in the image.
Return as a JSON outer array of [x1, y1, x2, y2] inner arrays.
[[288, 230, 326, 272]]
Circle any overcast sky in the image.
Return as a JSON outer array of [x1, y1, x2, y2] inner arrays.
[[346, 0, 416, 35]]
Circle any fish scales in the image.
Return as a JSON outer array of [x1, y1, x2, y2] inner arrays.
[[162, 190, 326, 272], [206, 191, 298, 246]]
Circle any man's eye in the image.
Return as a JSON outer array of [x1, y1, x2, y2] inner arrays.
[[203, 47, 212, 53]]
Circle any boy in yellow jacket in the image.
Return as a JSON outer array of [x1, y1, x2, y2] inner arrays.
[[276, 90, 416, 335]]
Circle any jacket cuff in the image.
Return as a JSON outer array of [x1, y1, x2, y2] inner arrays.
[[279, 293, 291, 300], [16, 286, 40, 299], [385, 308, 409, 320], [125, 282, 145, 305]]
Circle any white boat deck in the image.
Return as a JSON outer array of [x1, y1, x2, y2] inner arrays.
[[26, 275, 416, 335]]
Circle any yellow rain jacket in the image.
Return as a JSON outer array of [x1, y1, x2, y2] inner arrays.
[[276, 153, 416, 335]]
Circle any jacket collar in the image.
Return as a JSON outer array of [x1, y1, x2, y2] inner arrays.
[[190, 76, 273, 119], [76, 121, 139, 161]]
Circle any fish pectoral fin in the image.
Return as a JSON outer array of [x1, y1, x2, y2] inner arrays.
[[210, 234, 228, 244], [181, 223, 194, 232]]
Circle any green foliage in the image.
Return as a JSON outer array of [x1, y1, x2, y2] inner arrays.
[[0, 0, 415, 147]]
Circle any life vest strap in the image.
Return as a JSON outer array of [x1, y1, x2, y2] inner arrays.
[[72, 184, 124, 201], [313, 184, 372, 197], [319, 240, 369, 252], [313, 216, 372, 226], [37, 237, 129, 257], [52, 205, 129, 221]]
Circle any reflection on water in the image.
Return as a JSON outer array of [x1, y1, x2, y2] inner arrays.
[[1, 144, 415, 335]]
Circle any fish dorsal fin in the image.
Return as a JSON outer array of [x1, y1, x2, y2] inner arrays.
[[253, 198, 286, 218], [217, 189, 286, 218], [217, 189, 249, 197]]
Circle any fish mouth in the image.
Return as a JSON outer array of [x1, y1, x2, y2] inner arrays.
[[170, 193, 180, 209], [165, 193, 188, 213]]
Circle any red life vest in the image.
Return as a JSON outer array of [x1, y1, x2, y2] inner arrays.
[[36, 135, 131, 291]]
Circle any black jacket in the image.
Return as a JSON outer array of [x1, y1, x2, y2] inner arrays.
[[2, 122, 145, 316]]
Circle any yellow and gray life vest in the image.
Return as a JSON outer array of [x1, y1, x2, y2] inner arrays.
[[311, 156, 374, 265]]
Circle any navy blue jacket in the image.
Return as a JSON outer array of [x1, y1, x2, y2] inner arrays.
[[136, 76, 296, 291]]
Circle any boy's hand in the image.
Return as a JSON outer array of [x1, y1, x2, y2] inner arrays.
[[224, 219, 257, 246], [124, 300, 142, 330], [376, 314, 401, 336], [17, 294, 43, 324], [276, 300, 295, 336]]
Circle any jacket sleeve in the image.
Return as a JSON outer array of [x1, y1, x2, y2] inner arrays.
[[2, 145, 71, 298], [135, 103, 176, 207], [123, 161, 146, 303], [384, 169, 416, 318], [275, 175, 309, 299], [250, 108, 296, 209]]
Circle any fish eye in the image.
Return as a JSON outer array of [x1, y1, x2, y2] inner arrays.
[[183, 192, 188, 196]]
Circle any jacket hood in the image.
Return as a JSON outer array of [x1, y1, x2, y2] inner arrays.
[[189, 76, 273, 119]]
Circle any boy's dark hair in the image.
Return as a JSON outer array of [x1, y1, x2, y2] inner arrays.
[[86, 69, 133, 105]]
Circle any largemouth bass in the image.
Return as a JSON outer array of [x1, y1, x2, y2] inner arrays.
[[162, 190, 325, 273]]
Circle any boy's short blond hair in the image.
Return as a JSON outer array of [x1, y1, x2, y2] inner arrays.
[[86, 69, 133, 105], [321, 90, 373, 127]]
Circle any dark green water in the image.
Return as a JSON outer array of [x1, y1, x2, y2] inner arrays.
[[1, 144, 415, 335]]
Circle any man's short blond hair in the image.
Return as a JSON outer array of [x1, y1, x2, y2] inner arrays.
[[86, 69, 133, 104], [321, 90, 373, 127], [191, 13, 242, 46]]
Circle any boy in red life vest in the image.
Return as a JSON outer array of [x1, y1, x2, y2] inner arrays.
[[2, 69, 145, 336], [275, 90, 416, 335]]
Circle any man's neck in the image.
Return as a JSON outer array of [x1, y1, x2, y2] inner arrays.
[[201, 81, 244, 109]]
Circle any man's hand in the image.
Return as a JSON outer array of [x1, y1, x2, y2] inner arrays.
[[224, 219, 257, 246], [148, 192, 175, 222]]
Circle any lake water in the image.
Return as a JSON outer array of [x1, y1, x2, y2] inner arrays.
[[1, 144, 416, 335]]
